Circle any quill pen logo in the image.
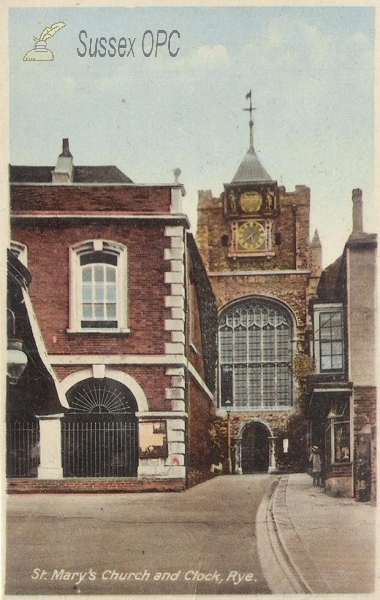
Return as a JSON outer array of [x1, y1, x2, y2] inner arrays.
[[23, 22, 66, 61]]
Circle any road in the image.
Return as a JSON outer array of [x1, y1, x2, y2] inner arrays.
[[6, 474, 275, 595]]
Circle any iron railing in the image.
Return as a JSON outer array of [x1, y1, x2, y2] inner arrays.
[[62, 416, 138, 477], [7, 419, 40, 478]]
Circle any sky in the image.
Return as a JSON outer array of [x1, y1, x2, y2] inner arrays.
[[7, 4, 375, 267]]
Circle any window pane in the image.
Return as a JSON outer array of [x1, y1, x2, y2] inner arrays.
[[235, 328, 246, 362], [94, 304, 104, 319], [321, 341, 332, 357], [332, 341, 343, 355], [263, 326, 275, 360], [277, 327, 289, 359], [82, 286, 92, 302], [220, 328, 232, 363], [82, 304, 92, 319], [263, 364, 275, 407], [277, 365, 290, 405], [332, 355, 343, 369], [321, 356, 331, 370], [248, 327, 261, 362], [94, 265, 104, 282], [95, 285, 104, 302], [320, 327, 331, 340], [234, 365, 247, 407], [106, 266, 116, 282], [106, 304, 116, 319], [82, 266, 92, 282], [331, 327, 342, 340], [106, 285, 116, 302], [248, 365, 261, 407], [331, 312, 342, 326], [320, 313, 331, 326], [334, 422, 350, 462]]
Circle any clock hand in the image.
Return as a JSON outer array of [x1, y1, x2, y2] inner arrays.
[[244, 231, 256, 243]]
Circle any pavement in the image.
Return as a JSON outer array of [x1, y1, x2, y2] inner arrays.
[[4, 472, 378, 596], [257, 472, 377, 595]]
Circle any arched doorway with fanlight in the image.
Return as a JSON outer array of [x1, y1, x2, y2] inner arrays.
[[62, 377, 138, 477]]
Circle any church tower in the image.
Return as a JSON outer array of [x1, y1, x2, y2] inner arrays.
[[197, 93, 319, 473]]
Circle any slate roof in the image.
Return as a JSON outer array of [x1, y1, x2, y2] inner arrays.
[[317, 255, 344, 303], [9, 165, 133, 184], [231, 148, 273, 184]]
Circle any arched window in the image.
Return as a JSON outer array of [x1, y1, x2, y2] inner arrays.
[[219, 298, 294, 409], [69, 240, 128, 332]]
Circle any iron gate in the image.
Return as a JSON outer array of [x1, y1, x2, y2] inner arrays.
[[62, 415, 138, 477], [7, 419, 40, 478]]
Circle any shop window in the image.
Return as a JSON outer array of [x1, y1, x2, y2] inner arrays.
[[326, 400, 350, 464]]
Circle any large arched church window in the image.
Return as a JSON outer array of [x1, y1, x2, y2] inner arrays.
[[219, 298, 293, 409]]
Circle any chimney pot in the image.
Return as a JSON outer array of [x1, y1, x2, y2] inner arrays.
[[61, 138, 72, 158]]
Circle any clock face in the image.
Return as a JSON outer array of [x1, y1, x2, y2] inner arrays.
[[238, 220, 265, 251], [240, 191, 262, 213]]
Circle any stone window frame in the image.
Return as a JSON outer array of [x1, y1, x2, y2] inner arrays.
[[68, 239, 129, 333]]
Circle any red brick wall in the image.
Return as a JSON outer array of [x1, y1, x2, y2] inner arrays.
[[187, 273, 205, 379], [188, 376, 214, 473], [11, 220, 172, 355], [8, 478, 185, 494], [11, 185, 172, 214], [353, 386, 377, 502]]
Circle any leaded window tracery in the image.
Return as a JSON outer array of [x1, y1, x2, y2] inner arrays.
[[219, 300, 293, 409]]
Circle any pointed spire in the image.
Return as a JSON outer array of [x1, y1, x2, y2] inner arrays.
[[310, 229, 322, 277], [231, 92, 273, 184], [311, 229, 321, 247]]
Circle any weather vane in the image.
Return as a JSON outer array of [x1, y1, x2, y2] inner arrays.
[[243, 90, 256, 151]]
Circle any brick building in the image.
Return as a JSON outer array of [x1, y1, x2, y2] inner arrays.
[[307, 189, 377, 502], [8, 139, 217, 492], [197, 99, 321, 473]]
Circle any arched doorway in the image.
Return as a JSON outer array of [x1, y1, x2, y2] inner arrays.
[[241, 421, 270, 473], [62, 377, 138, 477]]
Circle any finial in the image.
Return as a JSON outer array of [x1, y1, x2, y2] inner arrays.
[[311, 230, 321, 247], [173, 168, 181, 184], [243, 90, 256, 151]]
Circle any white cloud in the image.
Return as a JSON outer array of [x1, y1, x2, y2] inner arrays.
[[188, 44, 228, 67]]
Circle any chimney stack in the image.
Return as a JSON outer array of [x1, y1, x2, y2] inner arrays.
[[52, 138, 74, 184], [352, 188, 363, 234]]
